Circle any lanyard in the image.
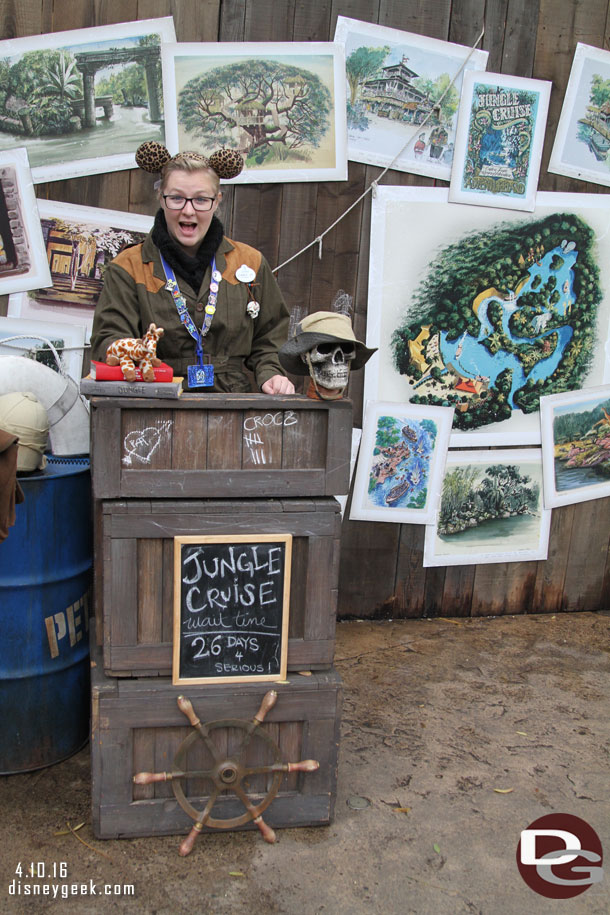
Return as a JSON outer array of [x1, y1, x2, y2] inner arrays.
[[160, 253, 222, 367]]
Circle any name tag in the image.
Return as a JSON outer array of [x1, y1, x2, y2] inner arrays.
[[187, 364, 214, 388]]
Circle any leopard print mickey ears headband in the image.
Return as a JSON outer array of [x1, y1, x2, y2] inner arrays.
[[135, 141, 244, 180]]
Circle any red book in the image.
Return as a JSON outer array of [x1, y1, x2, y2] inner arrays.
[[90, 360, 174, 382]]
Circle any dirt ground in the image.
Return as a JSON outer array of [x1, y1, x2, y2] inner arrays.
[[0, 611, 608, 915]]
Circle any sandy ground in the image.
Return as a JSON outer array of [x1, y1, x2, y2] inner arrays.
[[0, 611, 608, 914]]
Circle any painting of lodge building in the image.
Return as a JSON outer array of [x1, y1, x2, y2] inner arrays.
[[360, 57, 434, 124]]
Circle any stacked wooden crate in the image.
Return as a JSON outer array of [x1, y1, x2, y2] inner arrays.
[[89, 393, 352, 841]]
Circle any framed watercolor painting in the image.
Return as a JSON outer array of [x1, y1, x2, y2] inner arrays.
[[161, 42, 347, 184], [364, 186, 610, 448], [0, 148, 51, 295], [0, 315, 85, 384], [423, 448, 551, 567], [7, 201, 153, 340], [0, 18, 176, 183], [549, 43, 610, 188], [334, 16, 488, 181], [349, 400, 453, 525], [540, 385, 610, 508], [449, 70, 551, 211]]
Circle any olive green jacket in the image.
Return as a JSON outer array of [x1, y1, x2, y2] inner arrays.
[[90, 232, 290, 392]]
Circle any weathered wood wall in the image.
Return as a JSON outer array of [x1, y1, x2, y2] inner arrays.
[[0, 0, 608, 619]]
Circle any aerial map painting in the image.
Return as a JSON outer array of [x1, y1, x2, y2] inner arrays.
[[365, 187, 610, 446]]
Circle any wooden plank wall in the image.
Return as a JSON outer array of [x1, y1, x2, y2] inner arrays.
[[0, 0, 609, 619]]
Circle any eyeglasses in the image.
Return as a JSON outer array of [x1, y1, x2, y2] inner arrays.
[[162, 194, 217, 212]]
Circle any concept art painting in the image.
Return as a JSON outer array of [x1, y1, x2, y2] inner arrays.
[[350, 401, 453, 524], [0, 18, 176, 182], [365, 187, 610, 446], [8, 201, 152, 337], [540, 385, 610, 507], [423, 449, 551, 566], [162, 42, 347, 183], [449, 71, 550, 211], [334, 16, 488, 181], [549, 43, 610, 188]]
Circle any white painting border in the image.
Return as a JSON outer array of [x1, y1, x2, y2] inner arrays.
[[540, 384, 610, 508], [449, 70, 551, 212], [423, 448, 551, 567], [334, 15, 488, 181], [364, 185, 610, 448], [161, 41, 347, 184]]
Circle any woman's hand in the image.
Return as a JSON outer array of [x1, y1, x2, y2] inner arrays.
[[261, 374, 296, 395]]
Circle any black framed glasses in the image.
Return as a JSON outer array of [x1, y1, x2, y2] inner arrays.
[[162, 194, 217, 212]]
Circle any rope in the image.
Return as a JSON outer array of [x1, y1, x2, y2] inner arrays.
[[273, 27, 485, 274]]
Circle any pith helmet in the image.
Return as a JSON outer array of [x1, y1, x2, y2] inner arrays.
[[0, 391, 49, 471]]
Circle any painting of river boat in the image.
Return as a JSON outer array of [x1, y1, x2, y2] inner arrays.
[[365, 186, 610, 447], [540, 385, 610, 507], [423, 449, 551, 567], [549, 42, 610, 188], [350, 400, 453, 524]]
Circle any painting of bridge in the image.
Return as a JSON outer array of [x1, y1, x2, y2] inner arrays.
[[0, 18, 176, 182]]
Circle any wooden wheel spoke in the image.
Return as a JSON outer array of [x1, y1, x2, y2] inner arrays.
[[232, 783, 261, 817], [243, 764, 277, 777]]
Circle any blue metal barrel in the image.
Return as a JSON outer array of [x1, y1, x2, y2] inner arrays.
[[0, 456, 92, 773]]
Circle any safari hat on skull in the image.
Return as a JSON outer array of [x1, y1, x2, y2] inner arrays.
[[0, 391, 49, 472], [278, 311, 377, 376]]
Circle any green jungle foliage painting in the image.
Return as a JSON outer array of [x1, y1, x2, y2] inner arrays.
[[391, 213, 601, 431], [553, 395, 610, 483], [438, 462, 540, 536]]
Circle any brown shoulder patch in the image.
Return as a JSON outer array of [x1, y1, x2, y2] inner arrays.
[[112, 244, 166, 294], [222, 239, 263, 285]]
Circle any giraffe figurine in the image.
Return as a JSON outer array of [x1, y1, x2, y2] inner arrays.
[[105, 323, 164, 382]]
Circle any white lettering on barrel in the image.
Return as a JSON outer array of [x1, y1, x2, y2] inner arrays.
[[45, 591, 90, 659]]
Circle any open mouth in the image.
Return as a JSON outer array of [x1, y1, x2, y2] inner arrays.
[[178, 219, 198, 237]]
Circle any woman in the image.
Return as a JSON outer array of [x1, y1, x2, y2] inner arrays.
[[90, 142, 295, 394]]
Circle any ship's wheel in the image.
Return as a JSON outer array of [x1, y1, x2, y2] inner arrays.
[[133, 690, 319, 855]]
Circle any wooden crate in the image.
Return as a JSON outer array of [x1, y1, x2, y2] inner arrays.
[[99, 497, 341, 676], [91, 639, 342, 839], [90, 394, 352, 499]]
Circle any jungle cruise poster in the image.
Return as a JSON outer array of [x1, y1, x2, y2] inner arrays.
[[365, 187, 610, 447]]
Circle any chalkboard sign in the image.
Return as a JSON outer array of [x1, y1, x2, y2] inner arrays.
[[173, 534, 292, 685]]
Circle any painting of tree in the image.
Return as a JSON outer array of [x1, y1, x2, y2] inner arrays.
[[163, 43, 347, 183], [178, 60, 331, 166]]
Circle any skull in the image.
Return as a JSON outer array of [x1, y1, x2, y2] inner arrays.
[[302, 341, 356, 390]]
